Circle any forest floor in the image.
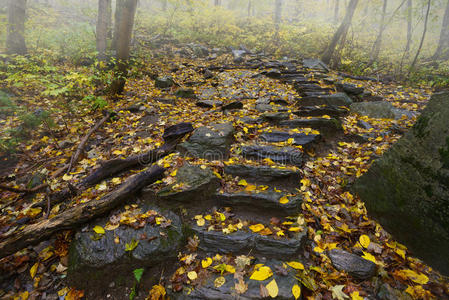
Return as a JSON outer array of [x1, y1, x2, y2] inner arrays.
[[0, 42, 448, 300]]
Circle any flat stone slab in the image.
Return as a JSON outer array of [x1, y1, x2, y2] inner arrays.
[[260, 131, 320, 146], [261, 112, 291, 123], [279, 118, 343, 136], [293, 106, 349, 118], [216, 190, 302, 216], [179, 122, 235, 160], [191, 224, 306, 258], [328, 249, 377, 280], [241, 145, 304, 166], [196, 100, 223, 108], [168, 260, 300, 299], [298, 93, 353, 107], [336, 83, 364, 95], [224, 164, 301, 187], [157, 164, 220, 204]]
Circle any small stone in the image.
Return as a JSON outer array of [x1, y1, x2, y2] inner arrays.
[[328, 249, 377, 280], [155, 76, 174, 88], [175, 88, 196, 99]]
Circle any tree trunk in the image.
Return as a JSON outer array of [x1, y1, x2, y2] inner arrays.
[[274, 0, 282, 24], [247, 0, 251, 17], [405, 0, 412, 53], [433, 0, 449, 60], [110, 0, 138, 95], [6, 0, 27, 55], [409, 0, 431, 72], [321, 0, 359, 65], [214, 0, 221, 6], [368, 0, 388, 65], [334, 0, 339, 23], [106, 0, 112, 39], [96, 0, 110, 62], [162, 0, 167, 11]]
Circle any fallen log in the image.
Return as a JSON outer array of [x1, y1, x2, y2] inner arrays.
[[0, 165, 165, 260]]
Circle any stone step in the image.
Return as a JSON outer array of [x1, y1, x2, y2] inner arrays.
[[215, 190, 302, 217], [297, 92, 353, 107], [293, 106, 349, 118], [191, 223, 306, 259], [224, 164, 301, 189], [241, 144, 304, 167], [260, 131, 321, 146], [167, 259, 301, 299], [279, 118, 343, 137]]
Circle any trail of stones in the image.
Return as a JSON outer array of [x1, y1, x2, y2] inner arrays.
[[67, 57, 407, 299]]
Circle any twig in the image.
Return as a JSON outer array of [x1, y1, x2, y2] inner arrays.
[[67, 112, 112, 173]]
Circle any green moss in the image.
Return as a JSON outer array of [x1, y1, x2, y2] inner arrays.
[[438, 137, 449, 168], [413, 115, 430, 138]]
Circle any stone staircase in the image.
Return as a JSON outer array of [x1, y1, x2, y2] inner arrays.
[[67, 57, 365, 299]]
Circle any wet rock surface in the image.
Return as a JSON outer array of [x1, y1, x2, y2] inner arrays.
[[178, 122, 235, 159], [260, 131, 320, 146], [328, 249, 377, 280], [299, 93, 353, 107], [353, 92, 449, 275], [241, 145, 304, 166]]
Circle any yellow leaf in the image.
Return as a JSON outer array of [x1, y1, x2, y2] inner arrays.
[[287, 261, 304, 270], [27, 207, 42, 218], [244, 184, 257, 192], [361, 251, 377, 264], [214, 276, 226, 288], [187, 271, 198, 281], [250, 265, 273, 281], [249, 224, 265, 233], [148, 284, 166, 299], [202, 257, 212, 268], [395, 269, 429, 285], [104, 223, 120, 231], [289, 226, 302, 232], [225, 264, 236, 274], [292, 284, 301, 299], [93, 226, 105, 234], [395, 248, 406, 259], [266, 279, 279, 298], [196, 218, 205, 226], [351, 291, 364, 300], [111, 177, 122, 185], [170, 169, 177, 176], [62, 174, 73, 181], [359, 235, 370, 248], [314, 246, 324, 253], [238, 179, 248, 186], [279, 196, 289, 204], [113, 150, 123, 155], [30, 262, 39, 278]]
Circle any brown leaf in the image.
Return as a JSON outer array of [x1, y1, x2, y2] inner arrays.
[[260, 284, 269, 298]]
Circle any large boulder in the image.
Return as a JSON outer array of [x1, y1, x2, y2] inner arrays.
[[178, 122, 235, 160], [68, 205, 184, 287], [350, 101, 416, 120], [352, 92, 449, 275]]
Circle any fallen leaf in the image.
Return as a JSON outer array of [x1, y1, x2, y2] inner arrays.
[[330, 285, 349, 300], [287, 261, 304, 270], [292, 284, 301, 299], [214, 276, 226, 288], [202, 257, 212, 268], [93, 226, 105, 234], [359, 235, 370, 248], [250, 265, 273, 281], [187, 271, 198, 281], [266, 279, 278, 298]]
